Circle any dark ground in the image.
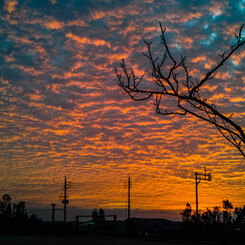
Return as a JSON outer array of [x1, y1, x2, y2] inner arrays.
[[0, 236, 211, 245]]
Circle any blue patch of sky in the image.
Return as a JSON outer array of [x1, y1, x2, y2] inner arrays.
[[71, 0, 132, 17], [238, 0, 245, 9], [2, 67, 26, 84], [242, 29, 245, 39], [199, 30, 220, 48], [40, 31, 66, 52], [14, 54, 37, 67], [89, 19, 108, 29], [25, 0, 77, 21], [0, 15, 7, 26], [51, 48, 70, 68], [229, 63, 239, 77], [164, 30, 178, 43], [91, 0, 129, 9], [218, 1, 245, 24], [174, 42, 182, 51], [0, 57, 4, 67], [27, 0, 53, 8], [73, 0, 94, 7], [210, 32, 217, 40], [24, 0, 53, 14], [1, 40, 15, 56], [203, 24, 209, 29], [184, 18, 200, 27], [0, 1, 4, 9], [211, 13, 220, 20], [175, 0, 204, 9], [49, 7, 77, 21], [200, 39, 211, 46]]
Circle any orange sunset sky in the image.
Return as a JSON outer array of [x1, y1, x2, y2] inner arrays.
[[0, 0, 245, 221]]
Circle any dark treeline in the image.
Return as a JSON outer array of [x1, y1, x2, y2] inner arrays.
[[1, 193, 245, 244], [180, 200, 242, 224], [0, 194, 69, 235], [123, 201, 245, 244], [178, 200, 245, 244]]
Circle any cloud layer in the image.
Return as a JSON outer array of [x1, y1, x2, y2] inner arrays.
[[0, 0, 245, 220]]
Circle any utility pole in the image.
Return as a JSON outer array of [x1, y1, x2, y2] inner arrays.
[[128, 176, 131, 220], [51, 203, 56, 223], [195, 167, 212, 218], [60, 176, 69, 224], [59, 176, 74, 224], [124, 176, 132, 220], [64, 176, 67, 223]]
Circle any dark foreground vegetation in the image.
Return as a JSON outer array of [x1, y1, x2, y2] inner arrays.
[[0, 194, 245, 244]]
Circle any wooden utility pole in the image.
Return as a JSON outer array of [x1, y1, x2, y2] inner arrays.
[[64, 176, 67, 223], [51, 203, 56, 223], [128, 176, 131, 219], [195, 167, 212, 218], [124, 176, 132, 220], [61, 176, 69, 224], [59, 176, 74, 224]]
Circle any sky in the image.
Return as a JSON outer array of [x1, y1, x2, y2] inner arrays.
[[0, 0, 245, 221]]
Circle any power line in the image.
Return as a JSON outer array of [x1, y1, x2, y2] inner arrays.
[[29, 209, 50, 213]]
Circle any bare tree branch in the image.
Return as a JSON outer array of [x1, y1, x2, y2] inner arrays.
[[115, 23, 245, 157]]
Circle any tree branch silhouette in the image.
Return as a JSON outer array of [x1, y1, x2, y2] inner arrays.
[[115, 23, 245, 157]]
